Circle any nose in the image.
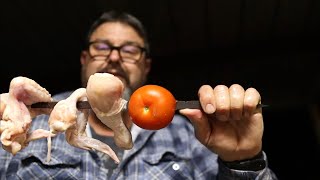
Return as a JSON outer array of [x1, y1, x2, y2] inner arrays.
[[108, 49, 121, 62]]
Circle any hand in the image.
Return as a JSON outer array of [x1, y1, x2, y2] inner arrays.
[[179, 84, 263, 161]]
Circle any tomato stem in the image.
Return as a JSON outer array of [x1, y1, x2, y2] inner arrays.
[[144, 106, 149, 112]]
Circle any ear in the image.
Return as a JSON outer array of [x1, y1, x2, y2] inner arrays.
[[80, 50, 90, 65]]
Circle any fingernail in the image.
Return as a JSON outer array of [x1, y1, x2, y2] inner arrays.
[[206, 104, 215, 114]]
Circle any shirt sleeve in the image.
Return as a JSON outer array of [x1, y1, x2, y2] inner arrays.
[[217, 151, 279, 180]]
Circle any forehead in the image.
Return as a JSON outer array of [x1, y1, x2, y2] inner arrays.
[[90, 22, 144, 46]]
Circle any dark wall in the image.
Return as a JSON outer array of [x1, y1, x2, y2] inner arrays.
[[1, 1, 320, 179]]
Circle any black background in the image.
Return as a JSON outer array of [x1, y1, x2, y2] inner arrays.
[[1, 0, 320, 179]]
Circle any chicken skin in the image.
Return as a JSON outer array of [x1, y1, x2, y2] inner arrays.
[[86, 73, 133, 150], [0, 76, 53, 155], [1, 74, 131, 164], [47, 87, 119, 163]]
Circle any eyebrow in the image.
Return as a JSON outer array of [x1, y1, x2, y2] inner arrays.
[[122, 41, 143, 47], [91, 39, 144, 47]]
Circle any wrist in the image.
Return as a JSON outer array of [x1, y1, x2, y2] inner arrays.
[[218, 151, 266, 171]]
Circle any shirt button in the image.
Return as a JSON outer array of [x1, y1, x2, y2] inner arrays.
[[172, 163, 180, 171]]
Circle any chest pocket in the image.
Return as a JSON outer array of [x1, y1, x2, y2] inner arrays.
[[6, 138, 82, 180], [142, 149, 194, 180]]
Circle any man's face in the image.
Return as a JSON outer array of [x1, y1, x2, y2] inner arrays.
[[80, 22, 151, 94]]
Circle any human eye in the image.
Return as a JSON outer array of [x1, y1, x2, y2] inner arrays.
[[93, 42, 110, 51], [121, 45, 140, 54]]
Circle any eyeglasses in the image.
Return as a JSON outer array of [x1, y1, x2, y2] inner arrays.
[[88, 41, 146, 64]]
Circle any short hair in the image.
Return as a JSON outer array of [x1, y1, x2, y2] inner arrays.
[[85, 10, 150, 57]]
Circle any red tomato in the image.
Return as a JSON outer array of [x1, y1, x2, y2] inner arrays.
[[128, 85, 176, 130]]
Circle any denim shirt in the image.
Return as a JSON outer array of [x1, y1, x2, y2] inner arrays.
[[0, 91, 277, 180]]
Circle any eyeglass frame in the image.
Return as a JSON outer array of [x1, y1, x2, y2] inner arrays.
[[87, 40, 147, 64]]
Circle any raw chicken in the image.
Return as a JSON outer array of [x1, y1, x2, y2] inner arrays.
[[47, 88, 119, 163], [0, 93, 9, 120], [65, 110, 119, 164], [86, 73, 133, 149], [1, 74, 130, 164], [48, 88, 87, 134], [0, 76, 53, 155]]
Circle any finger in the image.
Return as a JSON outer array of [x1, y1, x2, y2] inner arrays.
[[243, 88, 261, 117], [179, 109, 210, 145], [229, 84, 245, 121], [213, 85, 230, 121], [198, 85, 215, 114]]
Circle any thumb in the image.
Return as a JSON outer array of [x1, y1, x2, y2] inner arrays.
[[179, 109, 211, 144]]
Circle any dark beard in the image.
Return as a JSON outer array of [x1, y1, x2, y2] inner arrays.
[[122, 87, 132, 101]]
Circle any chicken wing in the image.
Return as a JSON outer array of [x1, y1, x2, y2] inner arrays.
[[0, 76, 53, 154], [86, 73, 133, 150], [47, 87, 119, 163]]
